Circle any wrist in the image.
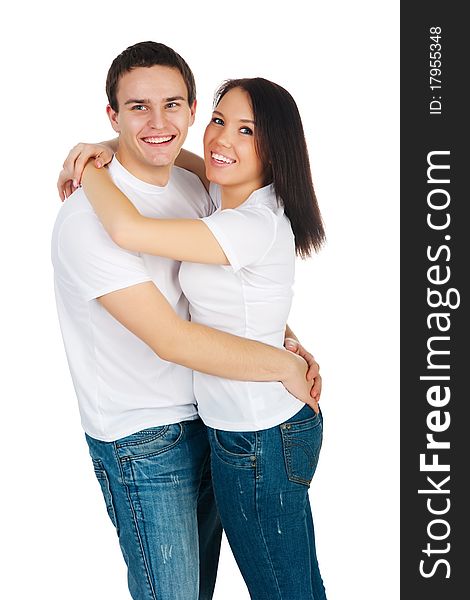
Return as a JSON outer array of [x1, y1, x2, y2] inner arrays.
[[281, 350, 300, 384]]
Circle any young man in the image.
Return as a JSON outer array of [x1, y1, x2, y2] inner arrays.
[[52, 41, 319, 600]]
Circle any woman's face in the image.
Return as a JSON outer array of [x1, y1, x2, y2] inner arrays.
[[203, 87, 266, 196]]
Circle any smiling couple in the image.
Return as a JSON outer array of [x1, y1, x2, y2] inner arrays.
[[52, 41, 327, 600]]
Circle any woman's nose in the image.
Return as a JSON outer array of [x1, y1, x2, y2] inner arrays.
[[215, 131, 232, 148]]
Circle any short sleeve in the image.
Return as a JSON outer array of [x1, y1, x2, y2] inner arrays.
[[202, 205, 277, 272], [56, 211, 151, 301]]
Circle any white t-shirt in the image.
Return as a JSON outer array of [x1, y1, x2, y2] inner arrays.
[[179, 183, 304, 431], [52, 157, 213, 442]]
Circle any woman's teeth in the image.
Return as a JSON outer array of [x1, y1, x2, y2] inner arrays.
[[212, 152, 235, 164]]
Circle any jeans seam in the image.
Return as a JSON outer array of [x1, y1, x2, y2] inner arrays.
[[113, 442, 158, 600], [91, 457, 119, 528], [254, 432, 282, 599]]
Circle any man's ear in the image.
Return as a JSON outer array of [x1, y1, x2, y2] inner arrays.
[[106, 104, 120, 133], [188, 99, 197, 127]]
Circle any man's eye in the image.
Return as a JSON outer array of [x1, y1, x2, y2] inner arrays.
[[131, 105, 147, 111], [212, 117, 224, 125], [240, 127, 253, 135], [166, 102, 180, 109]]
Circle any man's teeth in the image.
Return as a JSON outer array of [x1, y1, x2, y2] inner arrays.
[[212, 152, 235, 164], [144, 136, 173, 144]]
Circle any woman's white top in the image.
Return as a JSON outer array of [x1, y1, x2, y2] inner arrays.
[[179, 183, 304, 431]]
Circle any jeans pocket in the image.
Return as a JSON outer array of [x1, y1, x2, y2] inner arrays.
[[280, 410, 323, 487], [209, 428, 257, 469], [91, 457, 118, 528], [115, 424, 183, 461]]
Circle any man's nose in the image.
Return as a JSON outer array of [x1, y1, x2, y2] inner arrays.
[[147, 108, 166, 130]]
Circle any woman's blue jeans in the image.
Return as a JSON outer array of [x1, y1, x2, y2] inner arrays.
[[207, 404, 327, 600]]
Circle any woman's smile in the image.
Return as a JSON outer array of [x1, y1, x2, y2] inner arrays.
[[203, 87, 265, 203], [210, 151, 236, 165]]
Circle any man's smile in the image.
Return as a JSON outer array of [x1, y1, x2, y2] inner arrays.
[[141, 135, 176, 145]]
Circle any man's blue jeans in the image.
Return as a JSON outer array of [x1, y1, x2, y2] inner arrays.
[[86, 418, 222, 600], [207, 404, 327, 600]]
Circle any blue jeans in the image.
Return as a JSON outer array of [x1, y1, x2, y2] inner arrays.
[[86, 418, 222, 600], [207, 404, 326, 600]]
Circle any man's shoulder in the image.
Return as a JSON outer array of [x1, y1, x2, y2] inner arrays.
[[171, 166, 204, 192], [51, 188, 105, 253], [170, 167, 213, 217], [54, 188, 94, 225]]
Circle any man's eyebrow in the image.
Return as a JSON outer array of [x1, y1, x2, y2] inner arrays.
[[124, 98, 150, 105], [165, 96, 187, 102], [124, 96, 187, 106], [213, 109, 254, 124]]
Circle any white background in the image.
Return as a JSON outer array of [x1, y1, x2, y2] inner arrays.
[[1, 1, 399, 598]]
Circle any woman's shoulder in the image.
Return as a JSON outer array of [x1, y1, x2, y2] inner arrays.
[[244, 184, 279, 212]]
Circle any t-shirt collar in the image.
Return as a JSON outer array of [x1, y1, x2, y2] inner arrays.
[[108, 156, 170, 195], [211, 182, 277, 210]]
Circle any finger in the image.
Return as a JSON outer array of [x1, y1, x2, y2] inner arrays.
[[63, 143, 84, 170], [57, 169, 67, 193], [293, 342, 313, 360], [63, 144, 85, 186], [96, 147, 114, 168], [284, 337, 299, 352], [295, 345, 317, 377], [64, 181, 74, 199], [59, 162, 76, 190], [304, 396, 320, 414], [299, 349, 313, 362], [57, 170, 74, 201], [73, 153, 93, 187], [306, 358, 319, 381], [57, 179, 65, 201], [310, 375, 322, 400], [305, 379, 319, 412]]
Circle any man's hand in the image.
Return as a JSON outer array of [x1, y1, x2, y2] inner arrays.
[[284, 337, 322, 403], [57, 142, 115, 201], [282, 352, 318, 413]]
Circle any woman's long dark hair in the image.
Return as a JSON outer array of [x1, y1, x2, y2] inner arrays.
[[214, 78, 325, 257]]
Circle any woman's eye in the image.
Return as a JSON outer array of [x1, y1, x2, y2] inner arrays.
[[240, 127, 253, 135], [212, 117, 224, 125]]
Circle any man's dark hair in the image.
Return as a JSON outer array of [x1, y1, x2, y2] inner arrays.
[[106, 41, 196, 111]]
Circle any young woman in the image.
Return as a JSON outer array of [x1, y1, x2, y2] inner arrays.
[[61, 78, 327, 600]]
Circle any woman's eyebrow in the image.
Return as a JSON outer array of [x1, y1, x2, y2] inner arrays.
[[213, 109, 254, 124]]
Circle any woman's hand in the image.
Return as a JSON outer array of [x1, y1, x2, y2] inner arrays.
[[282, 352, 319, 413], [57, 141, 116, 201]]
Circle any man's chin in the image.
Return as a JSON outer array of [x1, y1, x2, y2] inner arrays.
[[143, 149, 180, 168]]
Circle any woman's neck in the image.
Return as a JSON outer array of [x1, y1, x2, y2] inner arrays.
[[220, 181, 265, 209]]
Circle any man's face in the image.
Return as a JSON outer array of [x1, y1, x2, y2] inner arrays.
[[107, 65, 196, 185]]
